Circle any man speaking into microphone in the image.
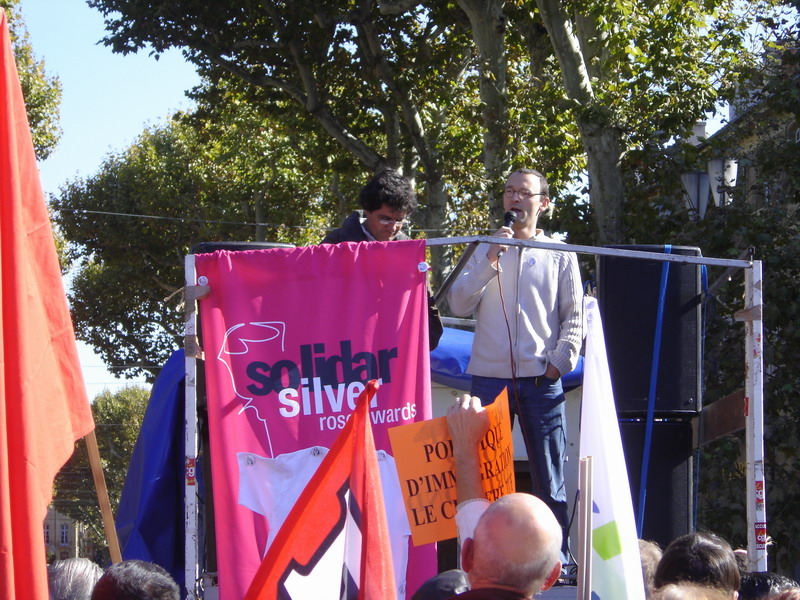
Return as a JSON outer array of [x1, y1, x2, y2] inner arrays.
[[446, 168, 583, 571]]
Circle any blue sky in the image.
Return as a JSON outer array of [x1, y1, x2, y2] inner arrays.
[[19, 0, 201, 398]]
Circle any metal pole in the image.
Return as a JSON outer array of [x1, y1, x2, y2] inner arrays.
[[742, 260, 767, 571], [432, 241, 480, 305], [425, 236, 752, 269], [577, 457, 593, 600], [184, 255, 200, 598]]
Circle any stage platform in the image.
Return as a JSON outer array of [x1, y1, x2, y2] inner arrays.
[[540, 584, 578, 599]]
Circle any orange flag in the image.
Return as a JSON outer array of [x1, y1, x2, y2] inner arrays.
[[244, 380, 397, 600], [0, 11, 95, 599]]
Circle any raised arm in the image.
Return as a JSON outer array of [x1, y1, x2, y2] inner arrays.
[[447, 395, 490, 503]]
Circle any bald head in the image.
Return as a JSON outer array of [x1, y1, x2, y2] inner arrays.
[[463, 493, 562, 596]]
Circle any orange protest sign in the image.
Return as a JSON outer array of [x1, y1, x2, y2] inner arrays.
[[388, 391, 515, 546]]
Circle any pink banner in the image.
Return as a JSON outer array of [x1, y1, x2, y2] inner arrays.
[[195, 241, 432, 600]]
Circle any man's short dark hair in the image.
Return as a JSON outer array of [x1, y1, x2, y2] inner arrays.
[[358, 168, 417, 213], [91, 560, 179, 600], [509, 168, 550, 198], [412, 569, 469, 600], [739, 571, 799, 600]]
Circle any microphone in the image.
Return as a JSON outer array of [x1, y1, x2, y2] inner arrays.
[[496, 211, 517, 260]]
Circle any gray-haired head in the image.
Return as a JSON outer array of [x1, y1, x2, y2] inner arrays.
[[48, 558, 104, 600]]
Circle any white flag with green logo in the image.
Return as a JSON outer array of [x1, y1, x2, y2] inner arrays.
[[580, 297, 646, 600]]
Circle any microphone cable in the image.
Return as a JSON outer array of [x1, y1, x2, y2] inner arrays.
[[494, 249, 536, 491]]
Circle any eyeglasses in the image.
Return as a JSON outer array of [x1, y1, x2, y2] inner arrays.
[[378, 217, 407, 226], [503, 189, 546, 200]]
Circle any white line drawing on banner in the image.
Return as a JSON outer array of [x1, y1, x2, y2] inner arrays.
[[217, 321, 286, 456]]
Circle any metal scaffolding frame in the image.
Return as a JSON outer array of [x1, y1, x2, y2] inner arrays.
[[182, 238, 766, 598]]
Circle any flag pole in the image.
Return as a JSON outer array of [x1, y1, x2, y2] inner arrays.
[[85, 430, 122, 563], [577, 456, 593, 600]]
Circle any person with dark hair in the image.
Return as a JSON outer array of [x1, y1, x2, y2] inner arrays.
[[321, 168, 418, 244], [739, 572, 799, 600], [769, 590, 800, 600], [734, 549, 750, 578], [48, 558, 104, 600], [321, 168, 443, 350], [447, 168, 583, 567], [654, 532, 741, 598], [90, 560, 179, 600], [410, 569, 470, 600], [640, 539, 663, 599]]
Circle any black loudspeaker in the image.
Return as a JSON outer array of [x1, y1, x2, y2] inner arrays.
[[597, 245, 703, 415], [620, 420, 694, 549]]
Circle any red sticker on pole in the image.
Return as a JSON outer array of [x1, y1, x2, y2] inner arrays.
[[186, 457, 197, 486], [755, 522, 767, 549]]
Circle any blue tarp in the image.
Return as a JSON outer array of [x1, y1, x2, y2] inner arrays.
[[430, 326, 584, 392], [116, 348, 187, 593]]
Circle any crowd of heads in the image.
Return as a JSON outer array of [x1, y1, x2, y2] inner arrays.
[[640, 531, 800, 600], [48, 558, 179, 600], [413, 524, 800, 600]]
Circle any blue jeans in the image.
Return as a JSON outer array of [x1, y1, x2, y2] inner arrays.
[[470, 374, 571, 566]]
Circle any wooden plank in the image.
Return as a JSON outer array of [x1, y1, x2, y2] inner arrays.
[[695, 388, 746, 447], [85, 429, 122, 563]]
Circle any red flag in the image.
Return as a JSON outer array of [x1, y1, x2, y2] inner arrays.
[[0, 11, 95, 599], [244, 380, 397, 600]]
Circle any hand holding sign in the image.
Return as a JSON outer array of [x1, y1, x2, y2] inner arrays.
[[446, 395, 490, 504], [388, 390, 515, 546], [446, 395, 490, 446]]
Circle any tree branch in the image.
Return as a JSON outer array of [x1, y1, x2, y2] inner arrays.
[[353, 18, 437, 175]]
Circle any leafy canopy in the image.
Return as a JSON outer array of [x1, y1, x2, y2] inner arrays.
[[53, 386, 150, 557], [3, 0, 62, 159]]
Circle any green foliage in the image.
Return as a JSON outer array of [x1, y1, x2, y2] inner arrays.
[[615, 7, 800, 567], [592, 0, 747, 136], [3, 0, 62, 159], [81, 0, 770, 244], [53, 106, 355, 377], [53, 386, 150, 556]]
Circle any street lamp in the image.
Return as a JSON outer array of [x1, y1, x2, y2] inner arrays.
[[707, 158, 739, 206]]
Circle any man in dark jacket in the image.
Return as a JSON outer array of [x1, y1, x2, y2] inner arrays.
[[321, 168, 443, 349]]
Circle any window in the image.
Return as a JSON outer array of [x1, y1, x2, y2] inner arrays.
[[44, 523, 50, 545], [60, 523, 68, 545]]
